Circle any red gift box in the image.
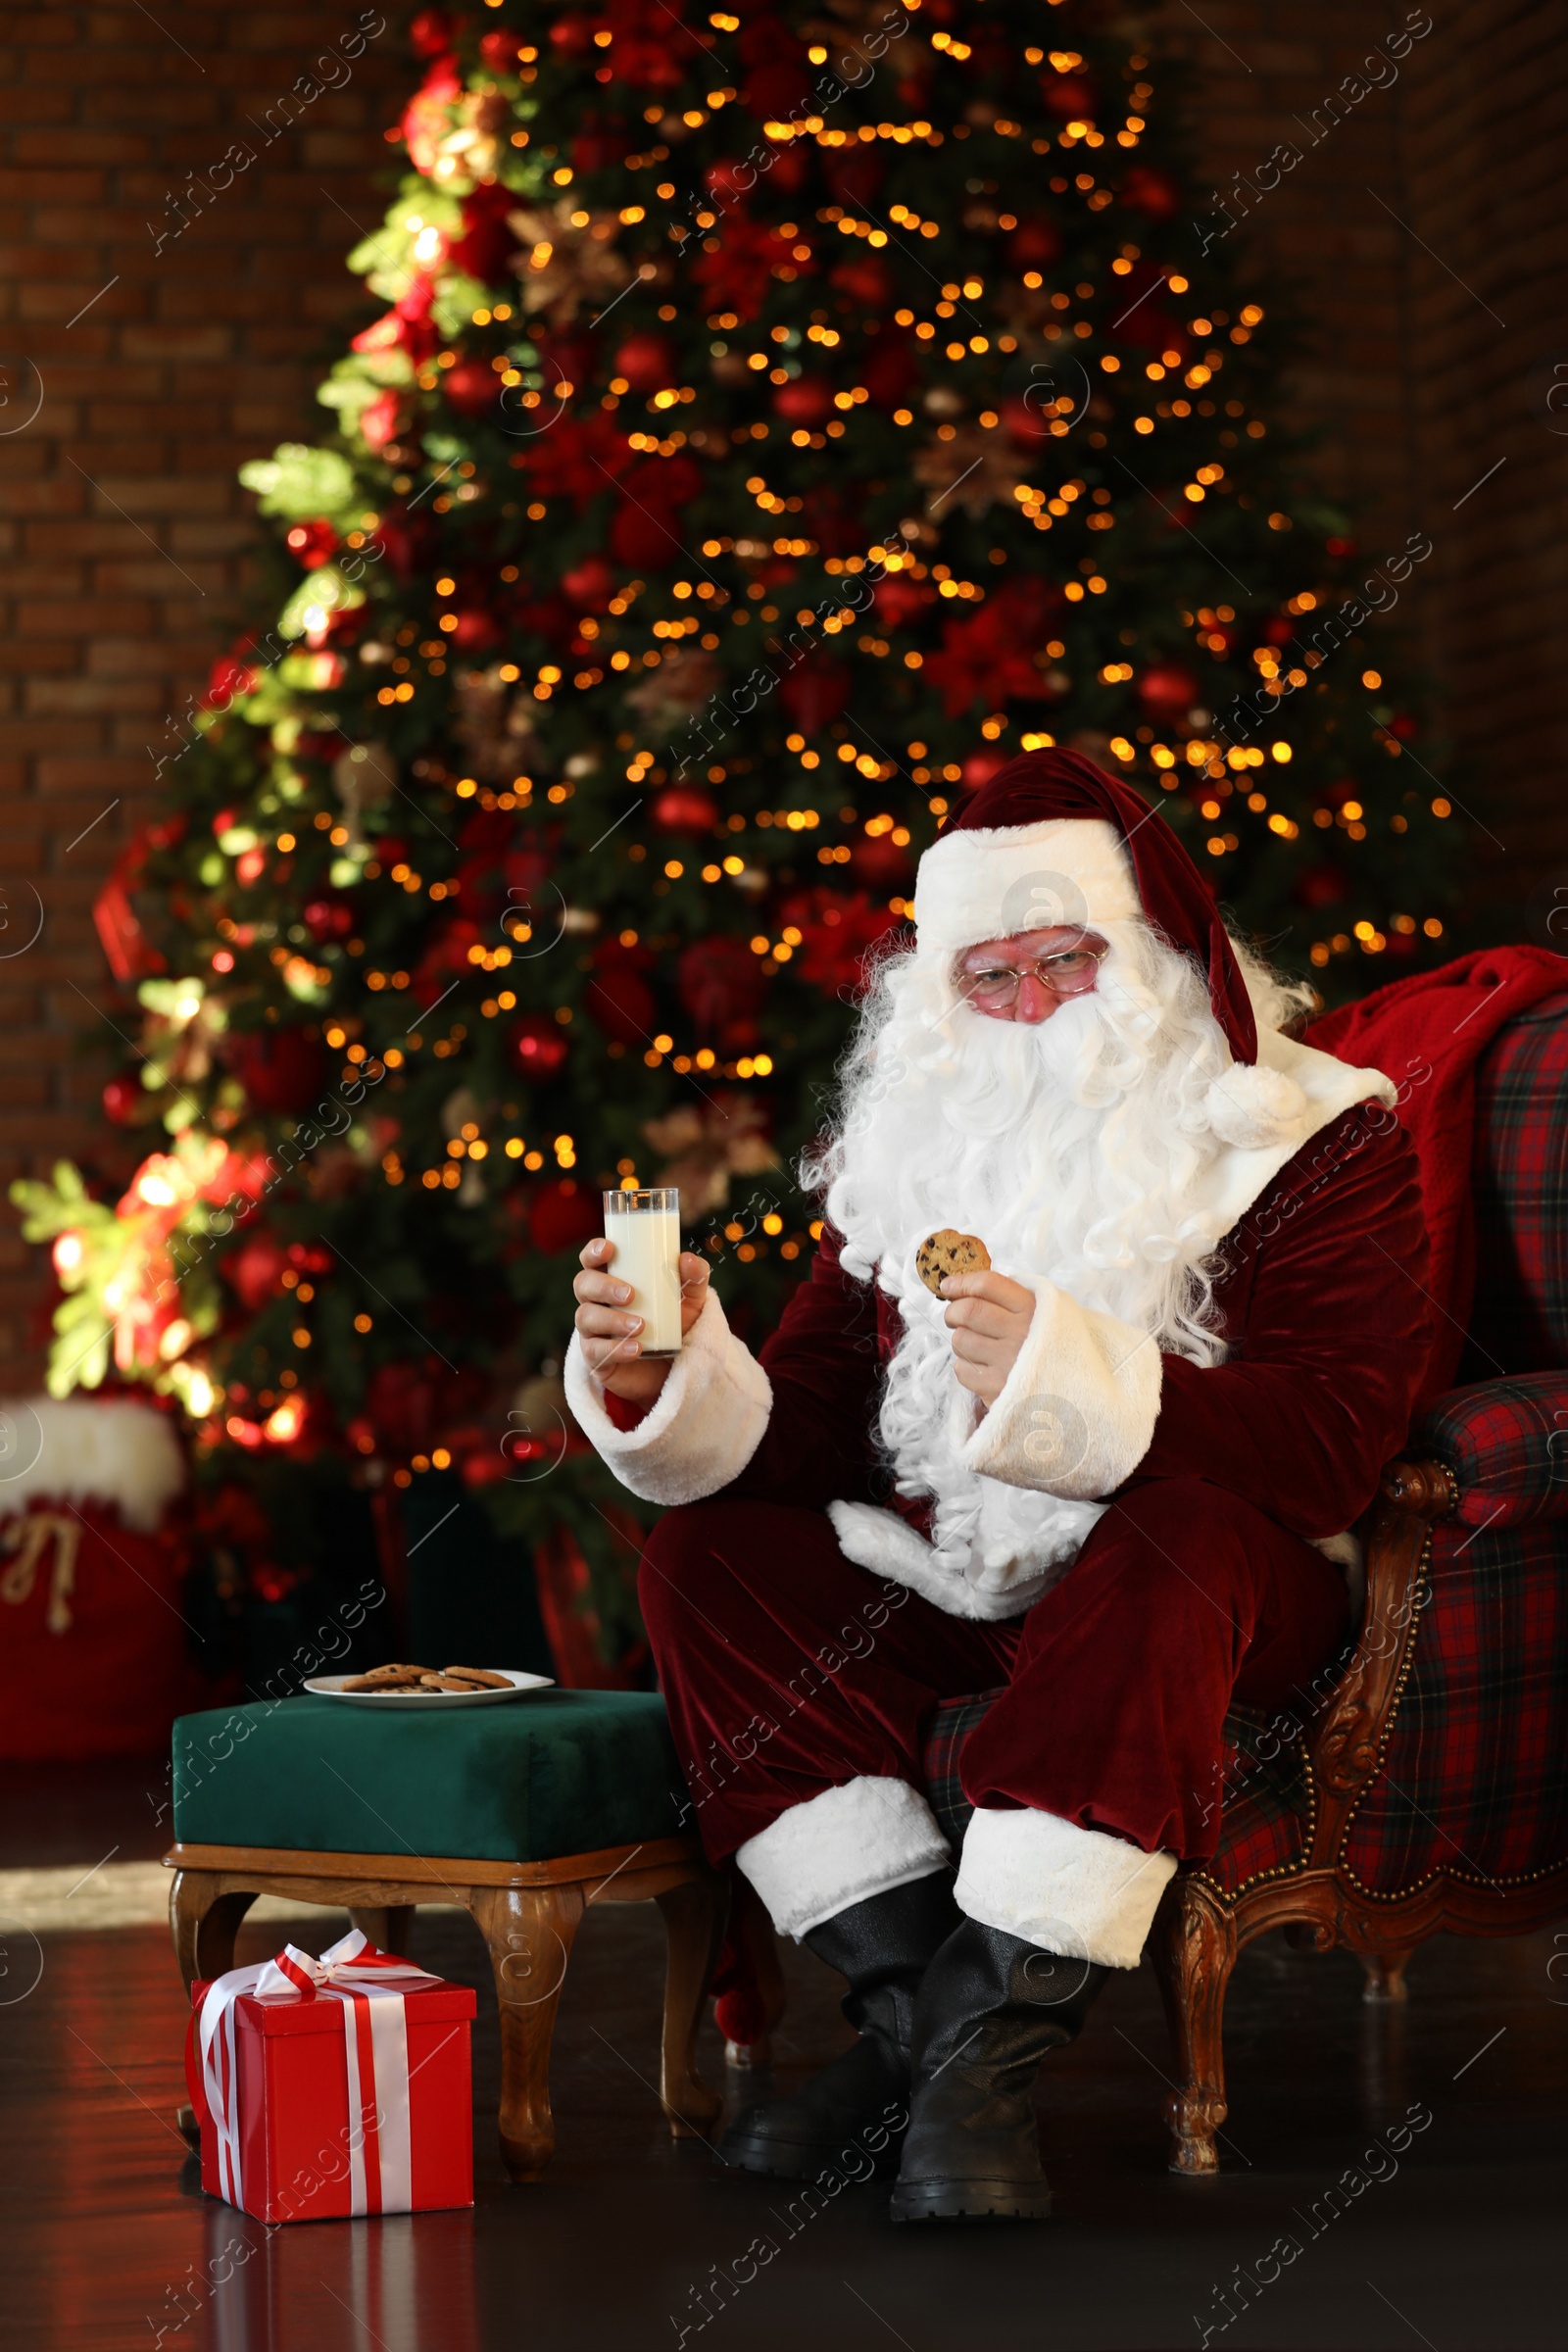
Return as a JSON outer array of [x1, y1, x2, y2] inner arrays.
[[186, 1930, 475, 2223]]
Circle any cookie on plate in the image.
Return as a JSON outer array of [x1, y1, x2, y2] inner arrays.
[[915, 1228, 992, 1296]]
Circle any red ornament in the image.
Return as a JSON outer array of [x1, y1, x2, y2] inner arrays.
[[774, 887, 902, 998], [704, 159, 753, 204], [771, 375, 835, 427], [562, 556, 614, 610], [441, 358, 502, 418], [227, 1027, 328, 1116], [549, 12, 596, 55], [222, 1233, 291, 1313], [1001, 394, 1054, 442], [872, 572, 933, 628], [447, 183, 517, 285], [779, 655, 851, 733], [478, 28, 521, 70], [206, 647, 259, 710], [1293, 863, 1350, 910], [585, 941, 657, 1049], [650, 785, 718, 832], [1121, 165, 1182, 220], [302, 894, 355, 944], [284, 520, 338, 570], [449, 605, 503, 654], [1135, 662, 1203, 724], [359, 391, 404, 452], [365, 1358, 441, 1456], [102, 1074, 142, 1124], [961, 750, 1008, 794], [509, 1015, 570, 1079], [573, 121, 630, 172], [1042, 73, 1099, 121], [529, 1178, 602, 1255], [829, 253, 893, 309], [409, 9, 453, 58], [677, 936, 766, 1049], [610, 502, 679, 570], [613, 331, 678, 394], [860, 334, 916, 410], [1007, 217, 1064, 270], [850, 833, 913, 891]]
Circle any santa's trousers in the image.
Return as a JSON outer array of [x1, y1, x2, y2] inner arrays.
[[640, 1478, 1349, 1957]]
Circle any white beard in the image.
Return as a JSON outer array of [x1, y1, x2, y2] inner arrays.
[[807, 917, 1250, 1615]]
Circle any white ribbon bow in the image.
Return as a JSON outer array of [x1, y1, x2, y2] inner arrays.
[[197, 1927, 442, 2217]]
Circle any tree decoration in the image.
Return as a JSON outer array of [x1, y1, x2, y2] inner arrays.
[[15, 0, 1458, 1655]]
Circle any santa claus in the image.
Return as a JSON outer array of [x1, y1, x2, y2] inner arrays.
[[567, 751, 1431, 2223]]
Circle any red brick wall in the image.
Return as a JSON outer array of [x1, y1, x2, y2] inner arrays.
[[0, 1, 1562, 1376], [1172, 0, 1568, 916], [0, 4, 409, 1370]]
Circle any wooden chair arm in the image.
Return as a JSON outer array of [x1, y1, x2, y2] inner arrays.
[[1304, 1457, 1453, 1863]]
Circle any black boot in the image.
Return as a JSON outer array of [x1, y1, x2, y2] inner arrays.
[[889, 1921, 1108, 2222], [718, 1875, 961, 2180]]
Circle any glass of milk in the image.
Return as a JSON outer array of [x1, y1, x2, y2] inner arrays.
[[602, 1187, 684, 1357]]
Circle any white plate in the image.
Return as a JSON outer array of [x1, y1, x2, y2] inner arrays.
[[304, 1669, 555, 1710]]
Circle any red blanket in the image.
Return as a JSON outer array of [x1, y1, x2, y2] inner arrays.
[[1307, 946, 1568, 1405]]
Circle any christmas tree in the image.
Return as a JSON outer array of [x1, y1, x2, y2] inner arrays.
[[16, 0, 1455, 1657]]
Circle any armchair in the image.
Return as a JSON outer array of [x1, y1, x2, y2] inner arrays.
[[921, 988, 1568, 2170]]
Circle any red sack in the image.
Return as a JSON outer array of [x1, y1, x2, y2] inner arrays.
[[0, 1399, 192, 1760]]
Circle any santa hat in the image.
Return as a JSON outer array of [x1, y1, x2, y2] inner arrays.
[[913, 748, 1307, 1149]]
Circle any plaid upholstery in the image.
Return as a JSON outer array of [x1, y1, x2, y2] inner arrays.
[[921, 1692, 1311, 1897], [1417, 1372, 1568, 1526], [1464, 991, 1568, 1376], [1345, 1510, 1568, 1891], [922, 997, 1568, 1911]]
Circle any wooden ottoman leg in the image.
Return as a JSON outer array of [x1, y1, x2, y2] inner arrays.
[[348, 1904, 416, 1955], [474, 1882, 584, 2181], [722, 1872, 788, 2069], [654, 1873, 725, 2139], [169, 1872, 258, 1992], [1152, 1877, 1238, 2177], [170, 1873, 260, 2142]]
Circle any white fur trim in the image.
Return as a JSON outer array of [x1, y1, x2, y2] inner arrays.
[[912, 817, 1139, 956], [1312, 1528, 1366, 1627], [1204, 1059, 1308, 1149], [827, 1498, 1057, 1620], [963, 1281, 1162, 1500], [1186, 1028, 1398, 1236], [955, 1806, 1177, 1970], [564, 1288, 771, 1506], [0, 1397, 183, 1532], [736, 1776, 952, 1939]]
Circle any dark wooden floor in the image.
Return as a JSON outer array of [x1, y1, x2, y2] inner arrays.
[[0, 1763, 1563, 2350]]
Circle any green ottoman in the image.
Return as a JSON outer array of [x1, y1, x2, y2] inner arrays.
[[164, 1690, 723, 2179]]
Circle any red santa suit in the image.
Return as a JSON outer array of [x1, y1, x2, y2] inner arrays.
[[565, 756, 1433, 1975]]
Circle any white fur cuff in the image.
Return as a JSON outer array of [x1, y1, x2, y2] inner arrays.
[[737, 1777, 952, 1939], [563, 1289, 771, 1506], [963, 1280, 1161, 1500], [956, 1806, 1177, 1970], [0, 1396, 183, 1531]]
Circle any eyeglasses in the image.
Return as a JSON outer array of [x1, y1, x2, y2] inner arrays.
[[957, 943, 1107, 1009]]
